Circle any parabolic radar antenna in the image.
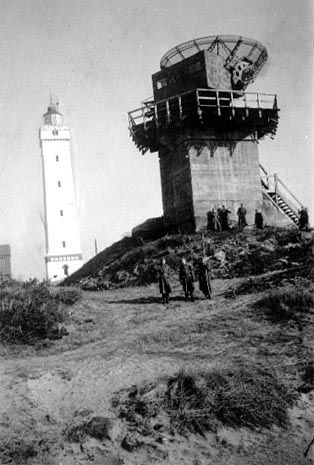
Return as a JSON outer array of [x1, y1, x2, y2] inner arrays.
[[128, 35, 289, 232], [160, 35, 268, 90]]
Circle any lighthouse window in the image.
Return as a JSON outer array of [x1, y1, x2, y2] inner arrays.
[[56, 155, 59, 162], [60, 210, 63, 216], [62, 241, 66, 248], [58, 181, 61, 187]]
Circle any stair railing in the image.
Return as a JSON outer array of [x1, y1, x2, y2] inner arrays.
[[277, 177, 303, 210], [259, 163, 303, 221]]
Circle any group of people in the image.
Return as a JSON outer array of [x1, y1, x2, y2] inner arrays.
[[156, 257, 211, 304], [207, 203, 266, 231], [207, 205, 231, 232], [207, 203, 249, 232]]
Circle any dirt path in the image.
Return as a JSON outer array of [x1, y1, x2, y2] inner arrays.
[[0, 281, 313, 464]]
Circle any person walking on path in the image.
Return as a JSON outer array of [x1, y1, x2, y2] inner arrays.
[[156, 258, 172, 304], [255, 209, 264, 229], [237, 203, 247, 230], [198, 257, 212, 299], [179, 258, 195, 301]]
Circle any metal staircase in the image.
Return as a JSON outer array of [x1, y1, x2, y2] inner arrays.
[[259, 164, 301, 225]]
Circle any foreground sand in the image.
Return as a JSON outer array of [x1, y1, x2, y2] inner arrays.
[[0, 279, 313, 464]]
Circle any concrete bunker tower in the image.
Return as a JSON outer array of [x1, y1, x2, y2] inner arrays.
[[128, 35, 300, 231], [39, 100, 83, 282]]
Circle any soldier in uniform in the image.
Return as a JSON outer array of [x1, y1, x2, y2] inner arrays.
[[156, 258, 172, 304], [179, 258, 195, 301], [198, 257, 212, 299], [219, 205, 231, 231], [237, 203, 247, 230], [213, 208, 222, 232], [255, 209, 264, 229], [299, 207, 309, 230], [207, 209, 214, 231]]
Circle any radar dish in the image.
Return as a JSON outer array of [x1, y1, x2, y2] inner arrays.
[[160, 35, 268, 87]]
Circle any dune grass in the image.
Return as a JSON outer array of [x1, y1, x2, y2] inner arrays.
[[254, 288, 313, 324], [114, 366, 295, 438], [0, 279, 68, 344]]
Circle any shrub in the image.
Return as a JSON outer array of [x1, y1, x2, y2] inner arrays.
[[53, 286, 82, 305], [0, 280, 67, 343], [254, 288, 313, 324]]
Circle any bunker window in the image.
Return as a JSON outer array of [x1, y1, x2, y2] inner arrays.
[[156, 77, 167, 89]]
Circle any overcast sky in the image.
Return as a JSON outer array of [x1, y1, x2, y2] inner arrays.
[[0, 0, 313, 279]]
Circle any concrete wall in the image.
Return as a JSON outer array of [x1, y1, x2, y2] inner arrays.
[[157, 131, 295, 231], [158, 131, 265, 231], [159, 145, 195, 230], [189, 136, 263, 229]]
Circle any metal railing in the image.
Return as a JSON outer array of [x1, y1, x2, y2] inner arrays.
[[259, 164, 302, 219], [128, 88, 278, 132]]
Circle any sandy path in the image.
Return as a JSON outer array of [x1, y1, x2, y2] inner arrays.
[[0, 281, 313, 464]]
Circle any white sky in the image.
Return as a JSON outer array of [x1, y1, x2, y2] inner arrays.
[[0, 0, 313, 279]]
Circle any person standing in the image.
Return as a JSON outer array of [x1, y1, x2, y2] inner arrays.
[[219, 205, 231, 231], [255, 209, 264, 229], [237, 203, 247, 230], [207, 209, 214, 231], [156, 258, 172, 304], [198, 257, 212, 299], [179, 258, 195, 301], [299, 207, 309, 230], [213, 208, 222, 232]]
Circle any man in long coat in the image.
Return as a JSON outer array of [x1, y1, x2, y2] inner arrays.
[[198, 257, 212, 299], [299, 207, 309, 230], [255, 209, 264, 229], [237, 203, 247, 230], [156, 258, 172, 304], [179, 258, 195, 301], [219, 205, 231, 231], [207, 209, 214, 231]]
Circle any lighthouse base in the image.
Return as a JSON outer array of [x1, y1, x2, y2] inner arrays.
[[46, 254, 83, 282]]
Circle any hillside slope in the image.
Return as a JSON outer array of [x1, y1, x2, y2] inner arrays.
[[64, 227, 313, 290]]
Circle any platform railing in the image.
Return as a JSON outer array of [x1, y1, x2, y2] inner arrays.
[[128, 88, 278, 133]]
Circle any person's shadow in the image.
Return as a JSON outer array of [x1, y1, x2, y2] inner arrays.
[[106, 295, 201, 305]]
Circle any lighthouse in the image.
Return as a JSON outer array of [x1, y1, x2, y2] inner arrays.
[[39, 100, 83, 282]]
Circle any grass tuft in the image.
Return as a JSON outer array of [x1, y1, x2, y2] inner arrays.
[[65, 416, 112, 443], [114, 366, 295, 438], [254, 288, 313, 324], [0, 437, 38, 464]]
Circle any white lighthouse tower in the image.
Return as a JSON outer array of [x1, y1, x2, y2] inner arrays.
[[39, 100, 83, 282]]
